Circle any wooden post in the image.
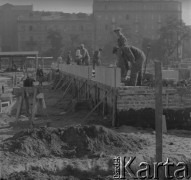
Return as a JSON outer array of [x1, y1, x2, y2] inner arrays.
[[63, 81, 72, 99], [103, 91, 107, 116], [31, 87, 37, 127], [84, 89, 112, 122], [112, 67, 117, 127], [155, 61, 163, 174], [16, 90, 24, 122], [35, 54, 38, 81], [24, 90, 30, 117]]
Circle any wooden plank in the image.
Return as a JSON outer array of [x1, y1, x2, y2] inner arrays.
[[31, 88, 38, 126], [62, 81, 72, 99], [16, 96, 23, 122], [24, 91, 30, 117], [155, 61, 163, 176], [83, 89, 112, 122], [112, 67, 117, 127], [54, 77, 63, 91]]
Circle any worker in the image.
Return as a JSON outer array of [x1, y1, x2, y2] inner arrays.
[[2, 85, 4, 93], [66, 51, 72, 65], [23, 76, 35, 87], [92, 48, 102, 69], [112, 46, 130, 82], [75, 47, 82, 65], [114, 28, 146, 86], [80, 44, 90, 66], [36, 65, 44, 86]]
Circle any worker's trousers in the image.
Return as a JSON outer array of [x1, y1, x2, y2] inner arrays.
[[129, 58, 145, 86]]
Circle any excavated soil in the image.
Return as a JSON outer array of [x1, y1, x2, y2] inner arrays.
[[2, 125, 149, 158]]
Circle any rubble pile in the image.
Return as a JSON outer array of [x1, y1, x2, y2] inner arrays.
[[2, 125, 149, 158]]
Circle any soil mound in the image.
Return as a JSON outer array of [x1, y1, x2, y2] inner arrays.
[[6, 171, 79, 180], [2, 125, 149, 158]]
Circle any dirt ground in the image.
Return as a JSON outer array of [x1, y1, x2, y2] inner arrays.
[[0, 85, 191, 179]]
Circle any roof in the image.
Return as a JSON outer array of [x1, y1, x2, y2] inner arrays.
[[0, 51, 38, 57]]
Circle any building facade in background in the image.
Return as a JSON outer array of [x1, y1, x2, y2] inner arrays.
[[93, 0, 182, 49], [0, 3, 33, 51], [0, 1, 184, 61], [17, 12, 94, 55]]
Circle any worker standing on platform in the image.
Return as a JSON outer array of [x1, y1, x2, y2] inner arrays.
[[92, 48, 102, 70], [66, 51, 72, 65], [36, 65, 44, 86], [114, 28, 146, 86], [2, 85, 4, 94], [80, 44, 90, 66], [75, 47, 82, 65]]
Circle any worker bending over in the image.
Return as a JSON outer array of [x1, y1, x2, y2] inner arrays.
[[114, 28, 146, 86]]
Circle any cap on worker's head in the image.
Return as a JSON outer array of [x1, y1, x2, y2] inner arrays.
[[80, 44, 84, 48], [112, 46, 119, 54], [99, 48, 103, 51], [114, 27, 121, 33]]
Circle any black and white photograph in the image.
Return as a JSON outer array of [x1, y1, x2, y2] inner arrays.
[[0, 0, 191, 179]]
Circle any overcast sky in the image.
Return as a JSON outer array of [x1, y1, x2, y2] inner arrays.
[[0, 0, 190, 25]]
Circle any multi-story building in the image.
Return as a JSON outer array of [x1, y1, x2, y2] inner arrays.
[[17, 12, 94, 55], [0, 3, 33, 51], [93, 0, 182, 49], [182, 26, 191, 59]]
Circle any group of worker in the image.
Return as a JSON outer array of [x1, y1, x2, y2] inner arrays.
[[66, 44, 103, 70], [64, 27, 146, 86]]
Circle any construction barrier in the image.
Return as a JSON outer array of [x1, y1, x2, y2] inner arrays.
[[57, 64, 121, 87]]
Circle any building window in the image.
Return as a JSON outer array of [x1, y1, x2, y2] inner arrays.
[[30, 36, 33, 41], [135, 25, 138, 33], [126, 14, 129, 20], [80, 25, 84, 31], [29, 25, 33, 31], [135, 15, 138, 22], [178, 4, 181, 11], [158, 15, 161, 23], [112, 17, 115, 23], [105, 24, 109, 30], [21, 25, 25, 31]]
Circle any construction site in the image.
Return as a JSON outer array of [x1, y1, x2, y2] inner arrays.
[[0, 49, 190, 180], [0, 0, 191, 179]]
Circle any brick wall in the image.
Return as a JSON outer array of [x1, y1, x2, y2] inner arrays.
[[117, 86, 191, 111]]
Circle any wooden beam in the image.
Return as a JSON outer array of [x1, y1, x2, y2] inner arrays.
[[24, 91, 30, 117], [83, 89, 112, 122], [155, 61, 163, 166], [62, 81, 72, 99], [31, 87, 38, 127], [16, 94, 23, 122], [54, 77, 63, 91], [112, 67, 117, 127]]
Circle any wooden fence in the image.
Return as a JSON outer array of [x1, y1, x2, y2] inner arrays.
[[56, 64, 121, 87]]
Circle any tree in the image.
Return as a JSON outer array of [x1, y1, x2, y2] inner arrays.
[[151, 18, 191, 64], [46, 29, 63, 58]]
